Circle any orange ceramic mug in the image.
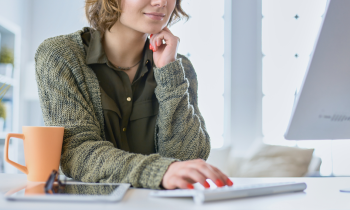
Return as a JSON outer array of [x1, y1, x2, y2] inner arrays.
[[4, 126, 64, 182]]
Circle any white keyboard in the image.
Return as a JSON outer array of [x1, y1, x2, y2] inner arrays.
[[150, 182, 307, 204]]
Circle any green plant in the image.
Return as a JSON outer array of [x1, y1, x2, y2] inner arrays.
[[0, 101, 6, 119], [0, 46, 14, 66]]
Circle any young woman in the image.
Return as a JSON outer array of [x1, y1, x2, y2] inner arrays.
[[35, 0, 233, 189]]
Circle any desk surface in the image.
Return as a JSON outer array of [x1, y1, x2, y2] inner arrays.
[[1, 173, 350, 210]]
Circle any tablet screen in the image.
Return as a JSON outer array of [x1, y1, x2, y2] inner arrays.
[[11, 183, 121, 196], [57, 184, 121, 195]]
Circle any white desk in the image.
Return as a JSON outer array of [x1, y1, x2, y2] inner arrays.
[[1, 173, 350, 210]]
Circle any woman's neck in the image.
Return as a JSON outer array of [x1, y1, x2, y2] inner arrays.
[[103, 21, 148, 68]]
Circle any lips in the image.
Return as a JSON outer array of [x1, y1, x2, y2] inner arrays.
[[144, 12, 166, 21], [144, 12, 166, 17]]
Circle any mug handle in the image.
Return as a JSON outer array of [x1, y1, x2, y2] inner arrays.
[[4, 133, 28, 174]]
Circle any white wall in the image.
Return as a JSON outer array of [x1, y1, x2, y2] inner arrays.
[[24, 0, 87, 102], [0, 1, 29, 26], [30, 0, 88, 62]]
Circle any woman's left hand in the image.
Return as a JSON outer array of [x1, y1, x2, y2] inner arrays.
[[149, 26, 180, 68]]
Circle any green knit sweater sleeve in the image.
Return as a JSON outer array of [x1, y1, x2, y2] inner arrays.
[[35, 37, 176, 189], [153, 55, 211, 160]]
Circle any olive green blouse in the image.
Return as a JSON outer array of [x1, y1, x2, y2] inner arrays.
[[81, 27, 158, 155]]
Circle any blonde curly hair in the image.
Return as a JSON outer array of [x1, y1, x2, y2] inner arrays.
[[85, 0, 189, 39]]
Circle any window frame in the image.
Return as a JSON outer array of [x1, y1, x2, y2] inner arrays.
[[222, 0, 263, 154]]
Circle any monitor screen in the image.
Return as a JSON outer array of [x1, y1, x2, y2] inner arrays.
[[285, 0, 350, 140]]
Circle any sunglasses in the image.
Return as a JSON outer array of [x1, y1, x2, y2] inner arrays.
[[44, 170, 67, 194]]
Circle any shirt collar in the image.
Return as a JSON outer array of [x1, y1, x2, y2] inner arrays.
[[84, 28, 107, 64], [83, 28, 153, 72]]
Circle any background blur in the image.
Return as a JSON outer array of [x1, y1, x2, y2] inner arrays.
[[0, 0, 346, 177]]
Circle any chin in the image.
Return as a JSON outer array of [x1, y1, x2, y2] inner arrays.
[[140, 25, 165, 35]]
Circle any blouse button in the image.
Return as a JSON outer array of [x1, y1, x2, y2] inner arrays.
[[123, 128, 126, 132], [145, 60, 149, 65], [127, 97, 131, 102]]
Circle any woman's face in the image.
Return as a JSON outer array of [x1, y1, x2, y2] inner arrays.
[[119, 0, 176, 34]]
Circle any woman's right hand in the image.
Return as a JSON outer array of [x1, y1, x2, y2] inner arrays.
[[161, 159, 234, 189]]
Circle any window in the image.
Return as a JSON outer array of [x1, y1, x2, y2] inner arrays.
[[170, 0, 225, 148]]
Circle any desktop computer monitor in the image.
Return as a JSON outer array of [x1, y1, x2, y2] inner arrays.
[[284, 0, 350, 140]]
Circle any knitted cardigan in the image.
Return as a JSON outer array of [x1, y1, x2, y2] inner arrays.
[[35, 29, 210, 189]]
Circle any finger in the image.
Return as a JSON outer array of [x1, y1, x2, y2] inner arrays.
[[152, 33, 166, 52], [162, 26, 173, 34], [208, 165, 228, 187], [151, 30, 172, 45], [189, 160, 225, 187], [210, 165, 228, 180], [175, 178, 193, 189], [151, 39, 161, 52], [149, 34, 155, 50], [183, 177, 197, 184], [179, 168, 209, 188], [150, 33, 160, 51], [162, 27, 179, 43], [211, 165, 232, 186], [213, 166, 230, 183], [155, 37, 161, 49], [163, 172, 195, 190]]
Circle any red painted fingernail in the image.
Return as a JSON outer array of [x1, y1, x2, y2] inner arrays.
[[150, 34, 153, 38], [227, 178, 233, 186], [152, 48, 156, 52], [203, 181, 210, 189], [149, 44, 152, 50], [187, 184, 194, 189], [215, 179, 224, 187]]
